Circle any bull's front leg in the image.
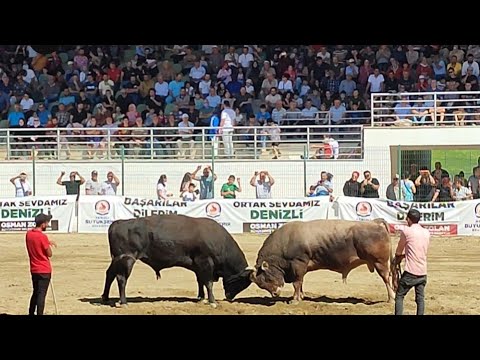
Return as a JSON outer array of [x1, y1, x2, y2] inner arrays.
[[291, 279, 304, 304], [289, 261, 307, 304]]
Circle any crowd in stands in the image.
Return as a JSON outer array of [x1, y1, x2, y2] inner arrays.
[[2, 44, 479, 160]]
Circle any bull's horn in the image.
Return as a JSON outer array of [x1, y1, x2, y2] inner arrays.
[[245, 266, 255, 271]]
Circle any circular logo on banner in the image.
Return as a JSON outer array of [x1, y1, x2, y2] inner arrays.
[[356, 201, 372, 217], [206, 202, 221, 218], [95, 200, 111, 216], [475, 203, 480, 218]]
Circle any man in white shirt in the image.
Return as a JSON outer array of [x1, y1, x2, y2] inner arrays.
[[154, 75, 169, 99], [238, 46, 254, 73], [250, 171, 275, 199], [366, 67, 385, 94], [98, 74, 114, 96], [85, 170, 102, 195], [189, 61, 206, 86], [10, 172, 32, 197], [220, 101, 236, 158], [177, 114, 196, 159], [324, 134, 339, 159], [199, 74, 212, 97], [20, 93, 34, 112], [271, 100, 286, 125], [461, 53, 480, 77], [101, 171, 120, 195]]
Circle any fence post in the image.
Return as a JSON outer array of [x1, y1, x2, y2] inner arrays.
[[397, 144, 402, 201], [32, 146, 36, 196], [121, 146, 125, 196], [211, 142, 215, 198], [303, 145, 307, 196], [6, 129, 10, 160]]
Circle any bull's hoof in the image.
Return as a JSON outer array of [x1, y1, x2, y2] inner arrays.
[[115, 302, 128, 308], [196, 296, 205, 302], [202, 299, 209, 305], [209, 302, 218, 309], [101, 296, 110, 305], [288, 299, 300, 305]]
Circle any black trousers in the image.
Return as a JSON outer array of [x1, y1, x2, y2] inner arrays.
[[29, 273, 51, 315], [395, 271, 427, 315]]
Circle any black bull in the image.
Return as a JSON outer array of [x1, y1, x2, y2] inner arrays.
[[101, 214, 253, 307]]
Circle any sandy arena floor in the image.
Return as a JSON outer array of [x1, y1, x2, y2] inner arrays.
[[1, 232, 479, 315]]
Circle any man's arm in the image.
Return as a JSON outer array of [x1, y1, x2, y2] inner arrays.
[[56, 172, 65, 186], [250, 172, 258, 187], [371, 178, 380, 191], [236, 178, 242, 192], [26, 181, 33, 196], [220, 184, 230, 197], [395, 232, 407, 257], [76, 172, 86, 185], [9, 174, 20, 185], [43, 237, 57, 258], [266, 171, 275, 186], [112, 173, 120, 186], [431, 189, 440, 202], [191, 165, 202, 179], [360, 179, 367, 194]]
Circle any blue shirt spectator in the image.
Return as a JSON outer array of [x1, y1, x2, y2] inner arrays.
[[8, 105, 25, 127], [255, 106, 271, 125], [329, 100, 347, 124], [168, 77, 184, 99], [37, 105, 52, 126]]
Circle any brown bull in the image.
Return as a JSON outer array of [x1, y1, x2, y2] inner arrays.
[[251, 218, 396, 302]]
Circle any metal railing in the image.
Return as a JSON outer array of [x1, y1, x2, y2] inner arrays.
[[0, 124, 364, 161], [370, 91, 480, 127]]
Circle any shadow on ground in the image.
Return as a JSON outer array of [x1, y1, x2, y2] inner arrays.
[[234, 295, 382, 306], [80, 296, 200, 306]]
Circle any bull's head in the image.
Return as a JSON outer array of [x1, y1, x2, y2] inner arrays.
[[223, 267, 254, 301], [250, 260, 285, 297]]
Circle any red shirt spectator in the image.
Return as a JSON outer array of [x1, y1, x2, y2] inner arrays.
[[107, 63, 122, 83]]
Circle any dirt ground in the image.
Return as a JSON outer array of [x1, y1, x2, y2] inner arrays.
[[1, 232, 480, 315]]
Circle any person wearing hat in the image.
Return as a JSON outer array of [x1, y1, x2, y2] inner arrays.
[[10, 172, 32, 197], [25, 213, 57, 315], [393, 209, 430, 315], [85, 170, 102, 195]]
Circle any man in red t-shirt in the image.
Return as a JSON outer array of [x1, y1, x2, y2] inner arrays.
[[25, 213, 56, 315]]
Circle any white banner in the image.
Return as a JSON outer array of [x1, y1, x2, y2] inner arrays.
[[334, 196, 480, 236], [77, 196, 331, 234], [0, 195, 76, 232]]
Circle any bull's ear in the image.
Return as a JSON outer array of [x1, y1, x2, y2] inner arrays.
[[249, 270, 256, 282], [261, 261, 269, 271]]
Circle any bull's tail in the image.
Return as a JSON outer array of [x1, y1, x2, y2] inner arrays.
[[373, 218, 389, 233], [373, 218, 396, 290]]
